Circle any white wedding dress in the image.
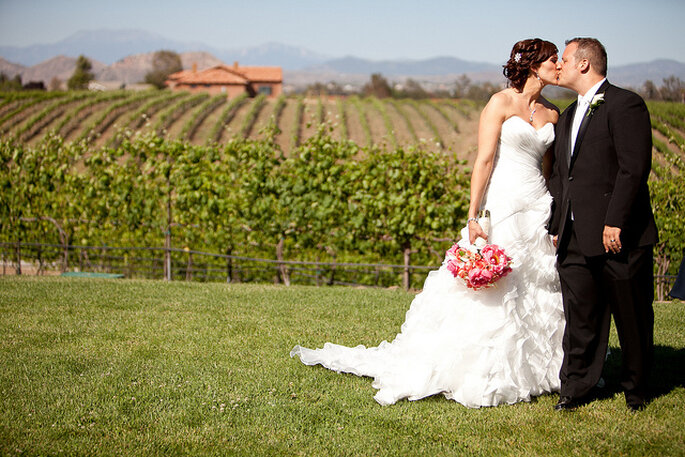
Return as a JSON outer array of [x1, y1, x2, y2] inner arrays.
[[290, 116, 565, 407]]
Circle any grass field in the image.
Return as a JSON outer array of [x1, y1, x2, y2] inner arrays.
[[0, 277, 683, 456]]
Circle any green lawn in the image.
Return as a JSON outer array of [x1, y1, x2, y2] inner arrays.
[[0, 277, 683, 456]]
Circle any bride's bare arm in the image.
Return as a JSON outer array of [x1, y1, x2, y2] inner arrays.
[[467, 94, 507, 243]]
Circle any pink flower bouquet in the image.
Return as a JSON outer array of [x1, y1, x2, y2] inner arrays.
[[445, 242, 513, 290]]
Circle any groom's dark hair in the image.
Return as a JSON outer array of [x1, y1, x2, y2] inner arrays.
[[566, 38, 607, 76]]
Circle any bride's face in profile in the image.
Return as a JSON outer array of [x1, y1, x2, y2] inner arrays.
[[534, 54, 559, 86]]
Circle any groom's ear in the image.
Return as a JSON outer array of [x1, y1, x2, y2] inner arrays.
[[578, 59, 591, 74]]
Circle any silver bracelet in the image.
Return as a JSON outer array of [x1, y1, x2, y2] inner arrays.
[[467, 217, 478, 224]]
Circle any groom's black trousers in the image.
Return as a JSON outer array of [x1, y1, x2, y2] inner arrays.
[[557, 221, 654, 405]]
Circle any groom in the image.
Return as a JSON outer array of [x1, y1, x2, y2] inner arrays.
[[549, 38, 658, 411]]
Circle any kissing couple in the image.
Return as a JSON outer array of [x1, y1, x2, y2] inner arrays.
[[291, 37, 657, 412]]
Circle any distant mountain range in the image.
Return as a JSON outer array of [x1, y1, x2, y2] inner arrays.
[[0, 29, 330, 70], [1, 29, 684, 90]]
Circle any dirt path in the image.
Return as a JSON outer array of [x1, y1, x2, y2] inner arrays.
[[188, 98, 226, 145], [165, 100, 204, 140], [438, 101, 480, 163], [275, 98, 297, 153], [321, 98, 344, 141], [364, 99, 394, 149], [344, 99, 367, 147], [399, 101, 436, 148], [250, 98, 277, 140], [382, 100, 414, 148], [299, 97, 321, 142], [653, 129, 685, 163], [23, 99, 85, 145], [2, 98, 61, 135]]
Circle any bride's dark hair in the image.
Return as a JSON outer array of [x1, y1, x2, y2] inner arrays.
[[503, 38, 558, 91]]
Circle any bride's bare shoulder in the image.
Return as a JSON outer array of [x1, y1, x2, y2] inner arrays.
[[483, 90, 515, 116], [489, 89, 517, 104]]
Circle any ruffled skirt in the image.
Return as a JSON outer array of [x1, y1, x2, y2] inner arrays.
[[291, 177, 564, 407]]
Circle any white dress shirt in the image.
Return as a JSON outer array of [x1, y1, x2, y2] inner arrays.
[[569, 78, 606, 221], [570, 78, 606, 156]]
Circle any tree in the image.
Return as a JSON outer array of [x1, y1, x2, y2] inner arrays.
[[48, 77, 63, 91], [0, 73, 23, 91], [660, 76, 684, 103], [453, 75, 472, 98], [641, 80, 660, 100], [67, 55, 94, 90], [145, 50, 183, 89], [395, 78, 429, 99], [362, 73, 393, 98]]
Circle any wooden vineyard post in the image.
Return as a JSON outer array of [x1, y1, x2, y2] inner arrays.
[[226, 247, 233, 283], [276, 238, 290, 286], [403, 247, 411, 291], [14, 239, 21, 275], [403, 244, 417, 291], [164, 229, 171, 281], [185, 248, 192, 281]]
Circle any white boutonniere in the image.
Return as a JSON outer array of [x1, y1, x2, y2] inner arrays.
[[586, 93, 605, 117]]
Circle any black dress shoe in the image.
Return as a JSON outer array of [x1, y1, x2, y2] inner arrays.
[[554, 396, 579, 411], [628, 402, 646, 412]]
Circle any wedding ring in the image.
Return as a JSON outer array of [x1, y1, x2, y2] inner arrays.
[[610, 239, 616, 242]]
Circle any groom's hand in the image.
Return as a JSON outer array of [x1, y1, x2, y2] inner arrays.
[[603, 225, 622, 254]]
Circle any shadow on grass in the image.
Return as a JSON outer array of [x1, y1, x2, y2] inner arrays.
[[601, 344, 685, 402]]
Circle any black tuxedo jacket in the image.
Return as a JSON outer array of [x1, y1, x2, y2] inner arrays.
[[549, 80, 658, 257]]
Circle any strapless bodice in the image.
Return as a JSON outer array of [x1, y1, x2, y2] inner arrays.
[[497, 116, 555, 170]]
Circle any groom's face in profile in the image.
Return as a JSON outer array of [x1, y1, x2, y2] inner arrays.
[[557, 43, 580, 90]]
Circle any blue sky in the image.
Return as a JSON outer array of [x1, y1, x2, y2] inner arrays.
[[0, 0, 683, 65]]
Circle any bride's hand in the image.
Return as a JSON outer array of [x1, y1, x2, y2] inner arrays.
[[468, 220, 488, 245]]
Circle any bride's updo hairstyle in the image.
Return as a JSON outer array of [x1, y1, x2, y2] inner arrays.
[[503, 38, 558, 91]]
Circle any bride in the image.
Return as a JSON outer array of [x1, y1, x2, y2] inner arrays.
[[291, 39, 565, 408]]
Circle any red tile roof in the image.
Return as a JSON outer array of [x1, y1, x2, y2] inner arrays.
[[167, 64, 281, 86], [238, 66, 283, 82]]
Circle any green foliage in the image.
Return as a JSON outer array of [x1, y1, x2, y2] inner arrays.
[[369, 97, 397, 149], [407, 99, 444, 148], [179, 94, 226, 141], [1, 128, 469, 279], [152, 91, 208, 136], [119, 90, 186, 131], [0, 91, 66, 134], [53, 90, 129, 137], [271, 94, 286, 125], [651, 176, 685, 271], [388, 99, 419, 143], [144, 50, 183, 89], [207, 93, 248, 144], [0, 72, 23, 91], [67, 55, 95, 90], [349, 96, 372, 147], [240, 94, 267, 138], [428, 99, 459, 133], [290, 95, 305, 149], [77, 90, 160, 143], [16, 92, 90, 140], [0, 92, 682, 286]]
